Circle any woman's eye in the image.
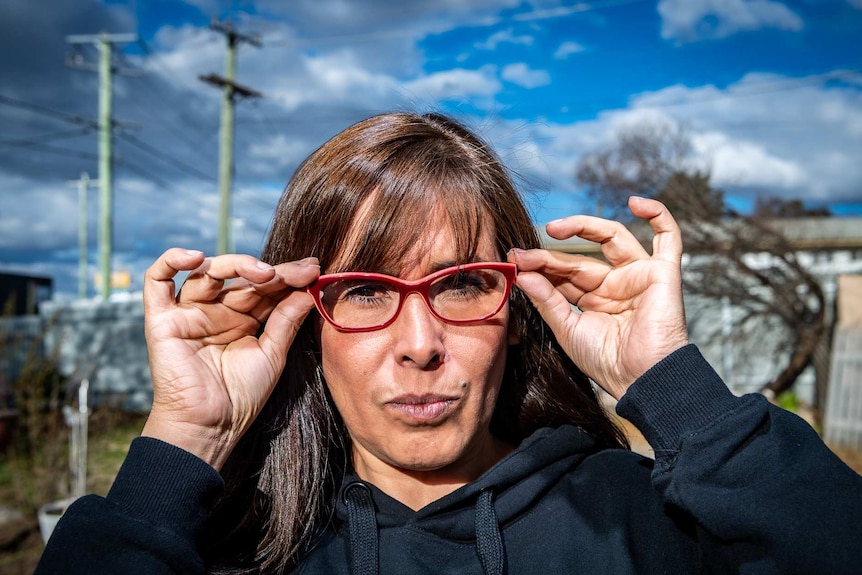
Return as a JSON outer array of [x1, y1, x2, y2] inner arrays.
[[439, 272, 488, 295], [342, 282, 391, 302]]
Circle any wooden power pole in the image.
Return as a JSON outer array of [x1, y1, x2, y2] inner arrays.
[[199, 18, 261, 255], [66, 32, 138, 299]]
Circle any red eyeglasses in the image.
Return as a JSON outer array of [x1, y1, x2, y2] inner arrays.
[[306, 262, 517, 332]]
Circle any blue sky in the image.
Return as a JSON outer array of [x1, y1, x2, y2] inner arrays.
[[1, 0, 861, 298]]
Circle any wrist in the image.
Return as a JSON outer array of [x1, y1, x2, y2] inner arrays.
[[141, 415, 236, 471]]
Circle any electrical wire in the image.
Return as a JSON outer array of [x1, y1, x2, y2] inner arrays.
[[115, 132, 216, 182], [0, 94, 98, 129], [133, 38, 220, 151], [117, 157, 186, 197], [0, 142, 98, 161], [0, 127, 94, 147]]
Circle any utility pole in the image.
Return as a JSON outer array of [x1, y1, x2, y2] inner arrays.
[[66, 32, 138, 300], [200, 18, 261, 255], [67, 172, 99, 299]]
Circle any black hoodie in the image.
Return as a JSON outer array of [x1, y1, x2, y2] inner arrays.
[[306, 425, 699, 574], [35, 346, 862, 574]]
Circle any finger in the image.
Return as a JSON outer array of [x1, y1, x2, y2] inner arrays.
[[628, 196, 683, 263], [545, 215, 649, 267], [217, 259, 321, 319], [144, 248, 206, 314], [508, 248, 612, 302], [178, 254, 277, 303], [271, 257, 321, 288]]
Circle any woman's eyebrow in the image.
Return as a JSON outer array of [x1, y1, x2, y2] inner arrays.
[[367, 256, 495, 278], [426, 257, 492, 273]]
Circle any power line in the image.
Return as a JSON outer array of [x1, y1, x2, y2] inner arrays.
[[0, 141, 99, 161], [132, 38, 220, 157], [116, 132, 216, 182], [122, 77, 217, 165], [0, 93, 98, 129], [118, 158, 186, 197], [0, 127, 94, 147]]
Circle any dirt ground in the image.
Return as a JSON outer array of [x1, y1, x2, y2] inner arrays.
[[830, 445, 862, 473], [0, 516, 42, 575]]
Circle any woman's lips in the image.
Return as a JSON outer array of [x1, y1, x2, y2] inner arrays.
[[386, 394, 458, 424]]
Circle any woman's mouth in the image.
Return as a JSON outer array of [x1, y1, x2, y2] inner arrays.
[[386, 394, 458, 424]]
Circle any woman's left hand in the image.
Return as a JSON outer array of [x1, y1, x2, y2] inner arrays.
[[507, 196, 689, 400]]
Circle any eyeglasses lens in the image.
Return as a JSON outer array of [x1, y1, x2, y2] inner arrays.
[[319, 267, 508, 330], [428, 268, 508, 321]]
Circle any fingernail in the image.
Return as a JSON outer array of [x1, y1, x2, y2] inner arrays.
[[256, 261, 274, 271], [185, 249, 203, 256], [298, 257, 320, 267], [546, 219, 564, 225], [508, 248, 525, 256]]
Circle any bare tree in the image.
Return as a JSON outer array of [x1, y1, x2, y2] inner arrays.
[[576, 122, 828, 403], [576, 122, 693, 219]]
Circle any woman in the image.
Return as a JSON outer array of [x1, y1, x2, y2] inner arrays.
[[37, 113, 861, 574]]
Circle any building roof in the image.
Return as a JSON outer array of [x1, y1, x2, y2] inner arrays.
[[539, 216, 862, 254]]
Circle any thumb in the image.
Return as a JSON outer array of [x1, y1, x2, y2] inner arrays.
[[515, 271, 581, 343], [258, 290, 316, 366]]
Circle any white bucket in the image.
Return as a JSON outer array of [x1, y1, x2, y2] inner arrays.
[[37, 498, 75, 543]]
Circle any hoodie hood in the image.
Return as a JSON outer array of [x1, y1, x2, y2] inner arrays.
[[335, 425, 597, 538]]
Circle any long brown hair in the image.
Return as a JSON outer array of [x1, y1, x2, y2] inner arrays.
[[204, 112, 627, 573]]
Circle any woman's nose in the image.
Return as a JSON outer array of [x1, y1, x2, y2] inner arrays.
[[390, 293, 445, 368]]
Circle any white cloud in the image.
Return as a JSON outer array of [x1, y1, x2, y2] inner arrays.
[[554, 41, 585, 59], [480, 69, 862, 224], [247, 135, 310, 173], [404, 66, 501, 100], [691, 132, 806, 189], [148, 24, 226, 94], [0, 175, 80, 250], [619, 72, 862, 199], [475, 29, 534, 50], [304, 51, 398, 98], [657, 0, 803, 42], [501, 63, 550, 89], [178, 0, 219, 12]]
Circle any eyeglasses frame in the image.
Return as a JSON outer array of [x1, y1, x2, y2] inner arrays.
[[306, 262, 518, 333]]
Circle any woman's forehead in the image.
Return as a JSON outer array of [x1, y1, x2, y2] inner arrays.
[[391, 225, 500, 277], [328, 202, 499, 275]]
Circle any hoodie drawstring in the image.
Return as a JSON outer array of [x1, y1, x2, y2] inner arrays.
[[475, 489, 505, 575], [344, 482, 504, 575], [344, 481, 378, 575]]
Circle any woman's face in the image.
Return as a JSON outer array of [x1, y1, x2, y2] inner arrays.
[[320, 221, 511, 487]]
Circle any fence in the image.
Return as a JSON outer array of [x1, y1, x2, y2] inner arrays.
[[0, 298, 151, 411], [0, 314, 44, 403], [824, 327, 862, 449]]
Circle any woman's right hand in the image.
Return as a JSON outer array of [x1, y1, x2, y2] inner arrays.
[[140, 248, 320, 470]]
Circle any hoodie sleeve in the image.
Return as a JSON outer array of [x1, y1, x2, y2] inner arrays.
[[616, 344, 862, 575], [34, 437, 223, 575]]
